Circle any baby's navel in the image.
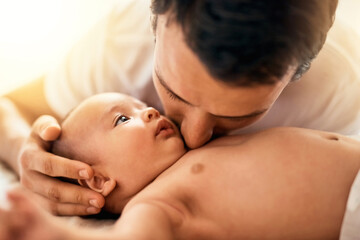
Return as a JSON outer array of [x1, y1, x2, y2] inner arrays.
[[191, 163, 204, 174]]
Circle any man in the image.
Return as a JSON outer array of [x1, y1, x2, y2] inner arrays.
[[1, 0, 359, 216]]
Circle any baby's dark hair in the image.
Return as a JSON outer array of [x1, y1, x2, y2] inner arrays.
[[151, 0, 338, 86]]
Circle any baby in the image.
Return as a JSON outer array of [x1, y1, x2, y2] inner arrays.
[[1, 92, 360, 240]]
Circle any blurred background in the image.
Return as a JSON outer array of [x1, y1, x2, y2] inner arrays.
[[0, 0, 359, 95], [0, 0, 118, 95]]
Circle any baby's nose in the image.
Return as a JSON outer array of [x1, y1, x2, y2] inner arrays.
[[143, 107, 160, 122]]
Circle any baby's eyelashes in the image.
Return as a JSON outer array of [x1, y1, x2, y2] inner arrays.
[[114, 114, 130, 126]]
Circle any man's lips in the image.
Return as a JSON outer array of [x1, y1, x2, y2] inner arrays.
[[155, 118, 175, 137]]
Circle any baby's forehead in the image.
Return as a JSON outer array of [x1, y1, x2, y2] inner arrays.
[[89, 93, 146, 109], [64, 93, 146, 126], [96, 94, 148, 116]]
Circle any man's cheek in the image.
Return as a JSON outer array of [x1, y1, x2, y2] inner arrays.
[[164, 105, 185, 130]]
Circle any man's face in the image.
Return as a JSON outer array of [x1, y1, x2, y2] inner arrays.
[[153, 15, 294, 149], [62, 93, 186, 206]]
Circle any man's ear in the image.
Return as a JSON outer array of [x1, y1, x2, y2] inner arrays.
[[78, 173, 116, 197]]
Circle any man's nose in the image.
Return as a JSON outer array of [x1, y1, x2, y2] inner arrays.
[[180, 111, 214, 149], [142, 107, 160, 122]]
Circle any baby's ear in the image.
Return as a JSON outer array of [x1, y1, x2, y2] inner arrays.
[[78, 173, 116, 197]]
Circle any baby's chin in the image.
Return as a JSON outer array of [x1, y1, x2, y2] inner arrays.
[[171, 137, 187, 159]]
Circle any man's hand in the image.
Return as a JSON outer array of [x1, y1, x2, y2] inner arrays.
[[18, 115, 105, 216]]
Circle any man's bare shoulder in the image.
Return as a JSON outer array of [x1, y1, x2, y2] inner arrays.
[[205, 127, 357, 149]]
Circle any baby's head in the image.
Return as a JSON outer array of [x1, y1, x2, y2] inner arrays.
[[52, 93, 186, 213]]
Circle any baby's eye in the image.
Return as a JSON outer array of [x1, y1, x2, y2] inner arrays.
[[115, 115, 130, 126]]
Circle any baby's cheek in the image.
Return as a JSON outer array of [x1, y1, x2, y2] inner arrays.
[[129, 137, 149, 153], [120, 138, 151, 161]]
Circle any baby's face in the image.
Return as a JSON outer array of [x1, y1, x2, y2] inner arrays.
[[61, 93, 186, 211]]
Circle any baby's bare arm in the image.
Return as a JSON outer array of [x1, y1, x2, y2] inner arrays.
[[114, 202, 176, 240], [67, 203, 176, 240], [0, 190, 175, 240]]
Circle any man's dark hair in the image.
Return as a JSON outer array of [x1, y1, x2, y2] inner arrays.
[[151, 0, 338, 86]]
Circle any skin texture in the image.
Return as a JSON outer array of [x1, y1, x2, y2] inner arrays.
[[1, 93, 358, 240]]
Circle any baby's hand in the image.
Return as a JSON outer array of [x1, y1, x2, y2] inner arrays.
[[0, 190, 65, 240]]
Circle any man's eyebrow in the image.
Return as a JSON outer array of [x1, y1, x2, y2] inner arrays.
[[155, 68, 268, 120]]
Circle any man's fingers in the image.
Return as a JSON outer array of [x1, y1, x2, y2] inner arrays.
[[33, 194, 102, 216], [51, 202, 101, 216], [32, 115, 61, 141], [25, 151, 93, 179], [18, 114, 103, 217], [23, 172, 104, 208], [41, 125, 61, 142]]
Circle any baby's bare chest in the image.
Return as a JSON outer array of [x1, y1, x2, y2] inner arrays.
[[136, 150, 254, 239]]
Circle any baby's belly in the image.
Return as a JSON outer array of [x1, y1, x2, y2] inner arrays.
[[151, 128, 360, 239]]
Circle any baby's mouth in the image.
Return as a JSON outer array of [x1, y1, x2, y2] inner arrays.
[[155, 118, 175, 137]]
